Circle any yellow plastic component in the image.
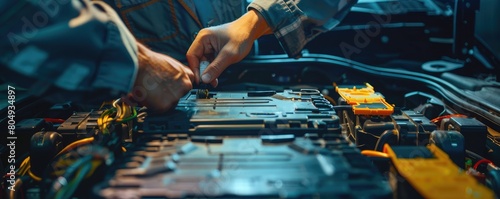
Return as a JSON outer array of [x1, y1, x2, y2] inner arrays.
[[335, 83, 394, 115], [384, 144, 495, 199]]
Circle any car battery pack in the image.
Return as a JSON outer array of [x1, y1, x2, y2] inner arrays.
[[143, 89, 340, 137], [95, 136, 392, 198], [94, 90, 392, 198]]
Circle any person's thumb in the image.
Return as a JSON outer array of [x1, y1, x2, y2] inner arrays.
[[201, 48, 236, 84]]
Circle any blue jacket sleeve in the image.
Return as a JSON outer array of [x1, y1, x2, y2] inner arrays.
[[249, 0, 357, 58], [0, 0, 138, 102]]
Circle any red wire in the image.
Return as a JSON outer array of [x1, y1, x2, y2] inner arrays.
[[44, 118, 66, 123], [430, 114, 467, 123], [473, 159, 493, 170]]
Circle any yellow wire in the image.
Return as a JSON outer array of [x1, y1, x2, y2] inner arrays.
[[118, 102, 130, 122], [103, 113, 113, 134], [56, 137, 94, 157], [16, 138, 97, 180], [361, 150, 389, 158], [17, 157, 31, 176], [101, 114, 109, 133], [19, 165, 30, 176], [98, 110, 107, 129], [99, 108, 119, 134], [120, 102, 127, 120], [98, 110, 108, 133], [113, 99, 122, 121], [97, 101, 136, 134], [19, 156, 29, 167], [98, 100, 121, 134], [20, 165, 30, 176], [28, 170, 42, 181]]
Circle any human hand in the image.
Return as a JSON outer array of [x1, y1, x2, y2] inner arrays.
[[186, 9, 272, 87], [126, 43, 194, 112]]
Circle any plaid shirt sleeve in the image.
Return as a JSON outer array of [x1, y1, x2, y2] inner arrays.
[[248, 0, 357, 58]]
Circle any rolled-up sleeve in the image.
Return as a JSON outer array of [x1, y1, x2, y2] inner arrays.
[[0, 0, 137, 102], [249, 0, 357, 58]]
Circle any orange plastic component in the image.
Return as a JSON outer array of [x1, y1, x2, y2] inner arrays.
[[335, 83, 394, 115], [384, 144, 494, 199]]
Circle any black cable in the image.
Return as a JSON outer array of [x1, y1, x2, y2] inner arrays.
[[246, 54, 500, 114], [486, 169, 500, 198], [374, 130, 398, 151], [240, 54, 500, 127], [466, 149, 485, 162]]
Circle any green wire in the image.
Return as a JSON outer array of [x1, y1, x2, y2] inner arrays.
[[99, 108, 117, 135], [54, 160, 92, 199], [99, 106, 137, 135], [120, 107, 137, 123]]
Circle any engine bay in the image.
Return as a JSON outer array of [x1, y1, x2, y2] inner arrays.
[[1, 0, 500, 198]]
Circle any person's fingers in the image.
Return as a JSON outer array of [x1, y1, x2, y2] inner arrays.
[[184, 65, 196, 85], [186, 29, 218, 84], [186, 46, 202, 84], [162, 53, 196, 86], [210, 78, 218, 88], [201, 48, 235, 84]]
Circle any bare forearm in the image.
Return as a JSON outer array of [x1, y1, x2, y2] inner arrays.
[[243, 9, 273, 41]]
